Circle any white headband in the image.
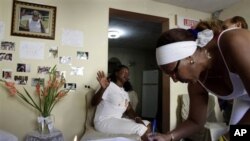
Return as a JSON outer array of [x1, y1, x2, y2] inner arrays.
[[156, 41, 197, 65]]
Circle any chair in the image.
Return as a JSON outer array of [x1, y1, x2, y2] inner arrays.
[[177, 94, 228, 141], [80, 90, 141, 141]]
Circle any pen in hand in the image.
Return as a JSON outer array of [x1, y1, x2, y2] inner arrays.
[[152, 118, 157, 135]]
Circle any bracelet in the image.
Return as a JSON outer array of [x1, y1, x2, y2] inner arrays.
[[170, 133, 175, 141]]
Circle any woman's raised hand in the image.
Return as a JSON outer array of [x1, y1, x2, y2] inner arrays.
[[97, 71, 110, 89]]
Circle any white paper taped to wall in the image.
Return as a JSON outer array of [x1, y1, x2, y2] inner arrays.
[[0, 21, 4, 41], [20, 41, 45, 60], [61, 29, 83, 47]]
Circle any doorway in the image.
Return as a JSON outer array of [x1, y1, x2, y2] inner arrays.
[[108, 8, 170, 132]]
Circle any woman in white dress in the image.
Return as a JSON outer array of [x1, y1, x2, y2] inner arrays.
[[92, 65, 151, 141]]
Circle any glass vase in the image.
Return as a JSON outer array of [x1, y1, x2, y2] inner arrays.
[[37, 115, 55, 134]]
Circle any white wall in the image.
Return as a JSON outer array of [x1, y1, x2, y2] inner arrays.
[[219, 0, 250, 24], [0, 0, 210, 140]]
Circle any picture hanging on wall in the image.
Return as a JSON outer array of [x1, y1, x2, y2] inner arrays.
[[14, 75, 28, 85], [1, 41, 15, 51], [11, 0, 56, 40], [49, 46, 58, 58], [31, 78, 45, 86], [2, 69, 12, 80], [37, 66, 51, 74], [16, 63, 31, 72], [2, 53, 13, 61], [77, 51, 89, 60]]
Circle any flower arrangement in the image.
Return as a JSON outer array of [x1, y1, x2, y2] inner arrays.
[[0, 65, 70, 117]]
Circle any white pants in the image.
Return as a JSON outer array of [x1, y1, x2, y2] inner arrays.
[[94, 117, 149, 136]]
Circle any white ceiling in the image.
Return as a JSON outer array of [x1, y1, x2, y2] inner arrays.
[[154, 0, 242, 13]]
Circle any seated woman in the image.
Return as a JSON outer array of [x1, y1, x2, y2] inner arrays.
[[92, 65, 151, 141]]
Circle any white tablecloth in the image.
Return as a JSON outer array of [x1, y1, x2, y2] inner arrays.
[[25, 130, 64, 141], [0, 130, 18, 141], [86, 137, 137, 141]]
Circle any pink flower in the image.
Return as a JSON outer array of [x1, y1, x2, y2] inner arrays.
[[43, 89, 48, 96], [36, 83, 41, 95], [4, 82, 17, 96], [53, 80, 59, 88], [5, 82, 15, 88], [47, 80, 52, 87], [59, 78, 66, 87], [8, 87, 17, 96], [57, 91, 66, 98], [0, 65, 70, 117]]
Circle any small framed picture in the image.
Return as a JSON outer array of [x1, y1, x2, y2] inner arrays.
[[77, 51, 89, 60], [17, 63, 31, 72], [2, 69, 12, 80], [64, 83, 77, 90], [59, 56, 71, 64], [14, 75, 28, 85], [31, 78, 45, 86], [11, 1, 56, 39], [37, 66, 51, 74], [1, 41, 15, 51]]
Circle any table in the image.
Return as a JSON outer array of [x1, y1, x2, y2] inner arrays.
[[86, 137, 136, 141], [205, 122, 228, 141], [25, 129, 64, 141], [0, 130, 18, 141]]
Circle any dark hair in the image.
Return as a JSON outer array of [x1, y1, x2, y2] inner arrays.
[[187, 29, 199, 39], [231, 16, 248, 29], [123, 81, 133, 92], [108, 64, 129, 83], [157, 28, 195, 48]]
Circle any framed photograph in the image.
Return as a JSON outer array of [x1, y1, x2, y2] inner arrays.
[[11, 1, 56, 40]]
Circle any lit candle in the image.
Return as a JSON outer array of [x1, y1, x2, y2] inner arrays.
[[73, 135, 77, 141]]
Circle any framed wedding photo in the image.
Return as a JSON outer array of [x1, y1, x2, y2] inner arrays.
[[11, 1, 56, 40]]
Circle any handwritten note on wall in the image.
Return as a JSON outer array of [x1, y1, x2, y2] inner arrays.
[[61, 29, 83, 47], [20, 41, 45, 60], [0, 21, 4, 41]]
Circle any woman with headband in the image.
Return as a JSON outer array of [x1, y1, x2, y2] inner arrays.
[[148, 20, 250, 141]]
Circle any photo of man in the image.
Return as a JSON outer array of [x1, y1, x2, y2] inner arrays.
[[17, 63, 31, 72], [19, 9, 48, 33]]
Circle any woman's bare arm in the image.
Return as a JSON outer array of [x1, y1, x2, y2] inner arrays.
[[220, 29, 250, 96], [169, 82, 209, 141], [91, 71, 109, 106], [220, 29, 250, 127], [91, 87, 106, 106], [124, 103, 145, 124]]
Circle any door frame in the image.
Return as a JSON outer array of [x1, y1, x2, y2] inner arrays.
[[109, 8, 170, 132]]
